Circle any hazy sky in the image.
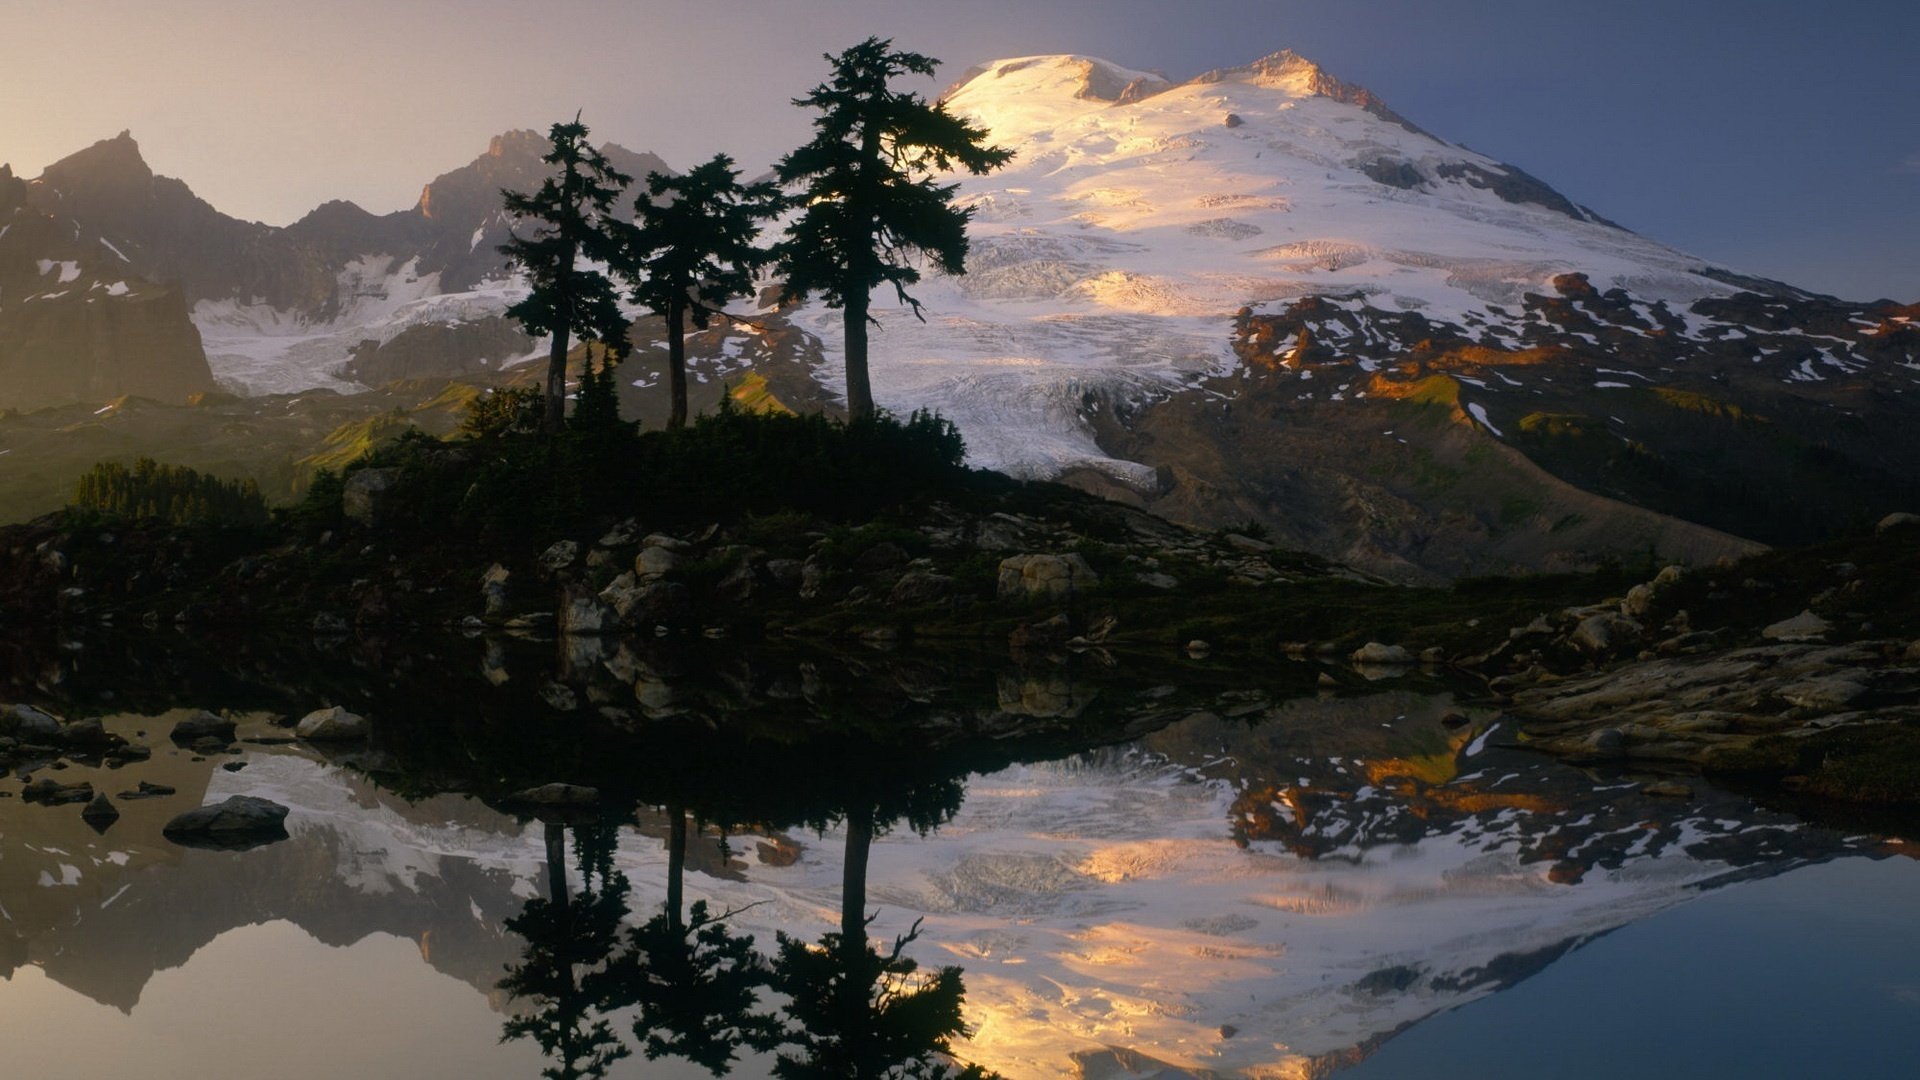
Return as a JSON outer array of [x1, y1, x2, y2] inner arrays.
[[4, 0, 1915, 299]]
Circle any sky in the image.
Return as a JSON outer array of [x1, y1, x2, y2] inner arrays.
[[3, 0, 1915, 300]]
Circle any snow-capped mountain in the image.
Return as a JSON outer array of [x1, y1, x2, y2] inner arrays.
[[4, 50, 1915, 572]]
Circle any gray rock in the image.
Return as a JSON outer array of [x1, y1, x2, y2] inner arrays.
[[764, 559, 805, 588], [23, 778, 93, 804], [341, 468, 400, 527], [1762, 610, 1831, 642], [171, 711, 237, 744], [996, 553, 1099, 600], [1136, 572, 1180, 590], [1621, 584, 1657, 618], [312, 612, 349, 634], [1571, 614, 1643, 656], [57, 718, 118, 750], [295, 706, 370, 742], [163, 795, 291, 849], [2, 704, 62, 740], [538, 541, 580, 575], [1779, 676, 1868, 711], [1349, 642, 1412, 665], [635, 545, 682, 579], [1223, 533, 1273, 553], [81, 791, 121, 831]]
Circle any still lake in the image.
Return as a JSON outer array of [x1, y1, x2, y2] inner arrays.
[[2, 631, 1915, 1078]]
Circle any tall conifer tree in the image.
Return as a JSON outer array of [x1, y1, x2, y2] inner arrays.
[[775, 38, 1012, 421], [500, 116, 634, 434], [626, 155, 783, 428]]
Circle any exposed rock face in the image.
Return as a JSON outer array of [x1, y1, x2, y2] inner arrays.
[[342, 317, 532, 385], [0, 171, 216, 410]]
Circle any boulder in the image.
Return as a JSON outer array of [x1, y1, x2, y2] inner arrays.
[[538, 540, 580, 575], [635, 545, 682, 579], [1349, 642, 1412, 665], [1762, 610, 1831, 643], [996, 554, 1099, 601], [162, 796, 291, 849], [1875, 512, 1920, 533], [23, 778, 93, 804], [295, 706, 370, 741], [1571, 614, 1643, 656], [57, 717, 119, 750], [171, 711, 237, 744], [341, 468, 400, 527], [81, 791, 121, 831], [1, 704, 62, 741], [603, 579, 691, 629]]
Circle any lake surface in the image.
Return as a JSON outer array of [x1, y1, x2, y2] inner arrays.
[[1, 631, 1915, 1078]]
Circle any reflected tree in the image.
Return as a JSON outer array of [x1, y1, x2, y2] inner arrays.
[[769, 780, 996, 1080], [614, 804, 782, 1073], [499, 821, 635, 1080]]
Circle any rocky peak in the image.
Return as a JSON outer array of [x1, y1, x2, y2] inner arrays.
[[486, 129, 549, 160], [0, 163, 25, 212], [1186, 49, 1428, 135], [37, 130, 155, 197]]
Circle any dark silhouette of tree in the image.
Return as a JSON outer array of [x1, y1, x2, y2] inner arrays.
[[611, 804, 782, 1074], [500, 116, 634, 435], [626, 155, 783, 429], [774, 37, 1012, 421], [769, 787, 994, 1080], [498, 822, 635, 1080]]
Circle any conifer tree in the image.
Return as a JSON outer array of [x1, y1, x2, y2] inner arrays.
[[775, 38, 1012, 421], [501, 116, 634, 435], [626, 155, 783, 429]]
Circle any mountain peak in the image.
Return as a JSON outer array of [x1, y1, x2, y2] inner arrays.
[[1187, 50, 1425, 134], [947, 55, 1172, 106], [485, 129, 548, 160], [40, 130, 155, 191]]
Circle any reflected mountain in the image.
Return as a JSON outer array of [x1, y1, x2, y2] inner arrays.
[[0, 632, 1906, 1078]]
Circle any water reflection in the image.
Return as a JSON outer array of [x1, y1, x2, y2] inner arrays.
[[0, 630, 1912, 1078]]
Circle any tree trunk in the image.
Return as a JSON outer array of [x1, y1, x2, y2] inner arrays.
[[843, 289, 874, 422], [840, 810, 873, 959], [667, 299, 688, 430], [543, 322, 572, 435], [544, 820, 570, 909], [666, 805, 687, 930]]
